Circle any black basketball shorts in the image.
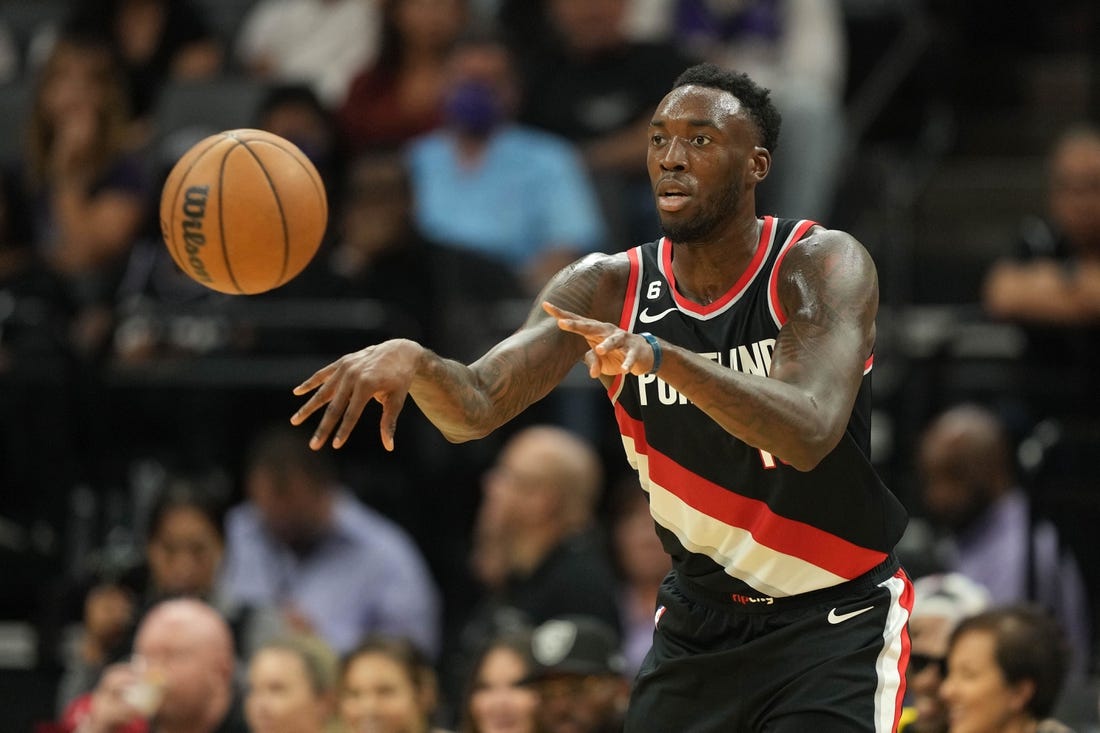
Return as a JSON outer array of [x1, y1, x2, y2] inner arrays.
[[624, 557, 913, 733]]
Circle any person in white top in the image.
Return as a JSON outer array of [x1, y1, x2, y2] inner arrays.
[[236, 0, 381, 107]]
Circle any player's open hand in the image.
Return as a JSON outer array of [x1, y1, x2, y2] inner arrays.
[[542, 301, 656, 377], [291, 339, 424, 451]]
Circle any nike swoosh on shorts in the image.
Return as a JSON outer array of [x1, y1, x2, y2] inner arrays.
[[827, 606, 874, 624]]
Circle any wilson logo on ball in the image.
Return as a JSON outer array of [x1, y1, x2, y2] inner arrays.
[[180, 184, 213, 284]]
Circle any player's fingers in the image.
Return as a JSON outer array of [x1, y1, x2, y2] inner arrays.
[[291, 360, 337, 396], [310, 380, 354, 450], [593, 331, 623, 354], [584, 350, 601, 378], [621, 350, 636, 372], [378, 391, 408, 452], [331, 384, 371, 449], [290, 381, 336, 425]]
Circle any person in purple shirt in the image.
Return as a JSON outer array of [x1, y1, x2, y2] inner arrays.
[[221, 424, 441, 658], [916, 403, 1092, 678]]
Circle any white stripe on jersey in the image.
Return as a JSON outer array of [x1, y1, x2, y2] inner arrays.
[[873, 574, 911, 732], [621, 433, 848, 597]]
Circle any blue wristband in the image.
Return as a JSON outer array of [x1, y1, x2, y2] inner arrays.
[[640, 332, 662, 374]]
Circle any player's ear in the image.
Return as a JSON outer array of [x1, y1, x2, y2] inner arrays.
[[749, 146, 770, 183]]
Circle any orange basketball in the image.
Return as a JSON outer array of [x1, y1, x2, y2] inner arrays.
[[159, 129, 327, 295]]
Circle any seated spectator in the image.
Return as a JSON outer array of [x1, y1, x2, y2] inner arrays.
[[253, 83, 347, 225], [339, 635, 454, 733], [513, 0, 698, 247], [21, 31, 150, 358], [607, 475, 669, 679], [449, 426, 619, 720], [522, 616, 630, 733], [58, 597, 248, 733], [899, 572, 991, 733], [220, 423, 441, 658], [624, 0, 849, 221], [54, 479, 249, 712], [941, 604, 1075, 733], [982, 123, 1100, 409], [983, 124, 1100, 327], [287, 150, 524, 362], [235, 0, 381, 108], [63, 0, 224, 124], [338, 0, 469, 153], [406, 30, 606, 294], [245, 634, 339, 733], [457, 629, 539, 733], [916, 404, 1092, 677], [465, 425, 620, 636]]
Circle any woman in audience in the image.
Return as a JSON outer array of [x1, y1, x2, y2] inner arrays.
[[55, 479, 231, 712], [23, 31, 149, 357], [338, 635, 452, 733], [64, 0, 223, 123], [941, 604, 1075, 733], [246, 633, 339, 733], [457, 629, 539, 733], [337, 0, 468, 153]]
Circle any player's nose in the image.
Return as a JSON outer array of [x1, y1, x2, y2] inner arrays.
[[659, 137, 689, 171]]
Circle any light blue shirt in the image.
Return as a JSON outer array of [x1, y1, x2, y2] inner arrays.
[[407, 125, 607, 271], [222, 490, 440, 657]]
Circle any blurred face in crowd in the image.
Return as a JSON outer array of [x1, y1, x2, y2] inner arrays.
[[340, 652, 429, 733], [534, 673, 626, 733], [481, 435, 562, 535], [940, 629, 1032, 733], [1049, 131, 1100, 251], [246, 647, 332, 733], [247, 465, 331, 548], [340, 157, 413, 265], [38, 40, 118, 128], [392, 0, 467, 53], [907, 613, 955, 732], [468, 646, 539, 733], [916, 412, 1006, 532], [147, 505, 224, 597], [133, 602, 232, 725], [547, 0, 627, 53]]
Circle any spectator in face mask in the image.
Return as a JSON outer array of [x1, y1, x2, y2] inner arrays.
[[405, 29, 606, 294]]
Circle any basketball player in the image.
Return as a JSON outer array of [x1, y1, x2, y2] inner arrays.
[[292, 63, 912, 731]]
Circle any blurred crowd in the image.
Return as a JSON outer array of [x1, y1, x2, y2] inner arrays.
[[1, 0, 1099, 731]]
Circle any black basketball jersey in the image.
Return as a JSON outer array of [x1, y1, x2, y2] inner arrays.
[[609, 217, 908, 599]]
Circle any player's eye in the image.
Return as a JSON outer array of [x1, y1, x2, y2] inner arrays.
[[650, 134, 665, 146], [692, 135, 710, 146]]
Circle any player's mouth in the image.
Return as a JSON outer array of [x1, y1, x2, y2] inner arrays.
[[657, 180, 692, 212]]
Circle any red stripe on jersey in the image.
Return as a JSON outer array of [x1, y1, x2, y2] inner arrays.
[[892, 570, 915, 733], [864, 355, 874, 374], [619, 246, 642, 331], [663, 217, 775, 316], [614, 404, 888, 580], [767, 219, 818, 326]]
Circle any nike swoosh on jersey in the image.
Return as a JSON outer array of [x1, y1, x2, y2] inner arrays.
[[638, 306, 678, 323], [827, 606, 874, 624]]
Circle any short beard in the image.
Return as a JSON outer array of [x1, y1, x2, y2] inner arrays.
[[658, 180, 741, 244]]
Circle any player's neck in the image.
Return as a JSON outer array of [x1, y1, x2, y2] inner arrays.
[[670, 217, 763, 305]]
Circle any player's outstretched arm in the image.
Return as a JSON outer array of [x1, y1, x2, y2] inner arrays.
[[291, 252, 628, 450]]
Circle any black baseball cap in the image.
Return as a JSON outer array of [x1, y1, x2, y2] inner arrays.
[[521, 616, 626, 683]]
